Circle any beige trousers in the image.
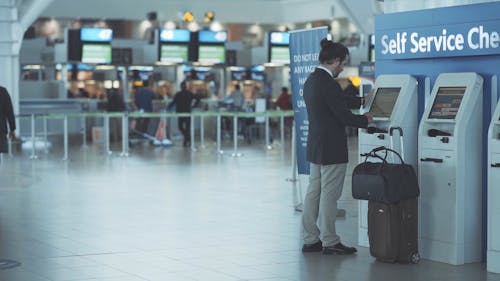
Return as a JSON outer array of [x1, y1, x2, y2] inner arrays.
[[302, 162, 347, 247]]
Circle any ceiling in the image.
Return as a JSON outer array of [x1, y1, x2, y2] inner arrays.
[[38, 0, 381, 35]]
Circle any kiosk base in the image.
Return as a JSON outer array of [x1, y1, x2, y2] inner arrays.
[[488, 251, 500, 273], [420, 238, 481, 265]]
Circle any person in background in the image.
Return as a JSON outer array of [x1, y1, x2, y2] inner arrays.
[[206, 73, 219, 98], [134, 80, 157, 133], [67, 82, 80, 98], [229, 84, 244, 111], [275, 86, 294, 135], [301, 38, 372, 255], [276, 87, 292, 111], [106, 88, 126, 143], [253, 85, 272, 110], [167, 81, 200, 147], [0, 86, 16, 154], [156, 81, 170, 101], [67, 82, 89, 98]]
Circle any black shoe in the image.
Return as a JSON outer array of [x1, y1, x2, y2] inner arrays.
[[322, 243, 357, 255], [302, 240, 323, 252]]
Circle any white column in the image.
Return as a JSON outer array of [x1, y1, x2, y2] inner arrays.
[[0, 0, 54, 125], [0, 0, 20, 116]]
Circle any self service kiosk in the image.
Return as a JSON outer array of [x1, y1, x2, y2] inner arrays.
[[418, 72, 483, 265], [358, 74, 418, 247], [488, 100, 500, 273]]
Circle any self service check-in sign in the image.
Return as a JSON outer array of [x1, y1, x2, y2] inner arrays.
[[376, 21, 500, 60]]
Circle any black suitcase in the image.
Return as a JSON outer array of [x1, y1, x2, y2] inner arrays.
[[363, 127, 420, 264], [368, 198, 420, 263]]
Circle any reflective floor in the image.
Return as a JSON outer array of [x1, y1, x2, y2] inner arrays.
[[0, 137, 499, 281]]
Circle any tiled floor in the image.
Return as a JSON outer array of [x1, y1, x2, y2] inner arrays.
[[0, 136, 499, 281]]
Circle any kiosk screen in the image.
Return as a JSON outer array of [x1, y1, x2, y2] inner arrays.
[[428, 87, 466, 119], [369, 87, 400, 118]]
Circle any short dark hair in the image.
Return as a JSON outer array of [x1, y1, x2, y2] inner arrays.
[[318, 38, 349, 64], [281, 87, 288, 92], [180, 81, 187, 90]]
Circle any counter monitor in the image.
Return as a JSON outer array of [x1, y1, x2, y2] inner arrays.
[[160, 44, 188, 63], [270, 46, 290, 64], [428, 87, 466, 120], [81, 44, 111, 64], [369, 87, 401, 118], [198, 45, 225, 64]]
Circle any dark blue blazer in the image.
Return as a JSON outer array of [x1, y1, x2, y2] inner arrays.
[[303, 68, 368, 165], [0, 86, 16, 135]]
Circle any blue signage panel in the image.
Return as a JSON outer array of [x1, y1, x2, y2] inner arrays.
[[376, 20, 500, 60], [289, 27, 328, 175], [159, 29, 190, 43], [80, 28, 113, 42], [199, 30, 227, 43]]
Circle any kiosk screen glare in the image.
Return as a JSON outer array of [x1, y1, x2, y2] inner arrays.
[[428, 87, 466, 119], [369, 87, 401, 118]]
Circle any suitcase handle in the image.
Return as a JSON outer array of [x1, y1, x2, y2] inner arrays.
[[360, 152, 386, 163], [389, 126, 405, 161], [389, 127, 403, 136], [364, 146, 405, 164]]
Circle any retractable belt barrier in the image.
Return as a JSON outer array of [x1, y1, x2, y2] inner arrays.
[[15, 110, 294, 160]]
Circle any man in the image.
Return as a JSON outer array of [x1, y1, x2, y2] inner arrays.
[[229, 84, 244, 111], [167, 81, 200, 147], [301, 39, 373, 255], [134, 80, 157, 133], [0, 86, 16, 154], [106, 88, 126, 143]]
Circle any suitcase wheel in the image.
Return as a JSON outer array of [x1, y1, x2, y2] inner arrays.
[[410, 253, 420, 264]]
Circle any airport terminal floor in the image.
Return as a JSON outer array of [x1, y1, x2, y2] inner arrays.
[[0, 137, 498, 281]]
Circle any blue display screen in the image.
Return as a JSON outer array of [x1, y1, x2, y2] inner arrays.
[[199, 30, 227, 43], [269, 32, 290, 45], [159, 29, 190, 42], [80, 28, 113, 42]]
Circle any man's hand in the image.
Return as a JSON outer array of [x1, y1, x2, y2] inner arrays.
[[8, 131, 15, 140]]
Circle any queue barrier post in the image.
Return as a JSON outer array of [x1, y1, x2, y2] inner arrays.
[[121, 113, 129, 157], [231, 112, 242, 157], [216, 113, 223, 154], [104, 114, 111, 155], [265, 112, 271, 150], [200, 113, 205, 149], [30, 114, 38, 160], [81, 114, 88, 149], [63, 115, 69, 161], [280, 113, 285, 150]]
